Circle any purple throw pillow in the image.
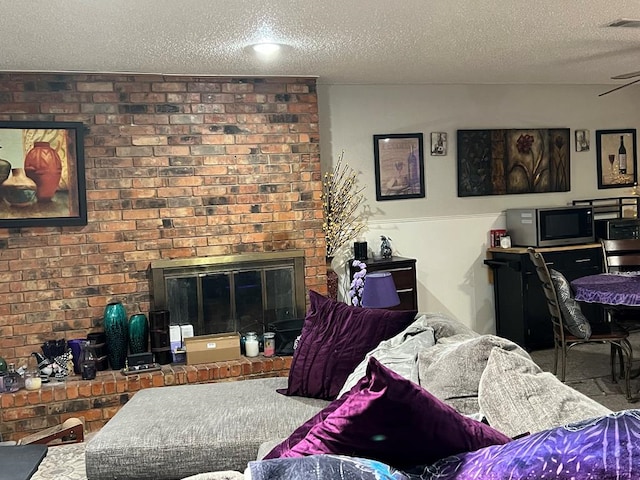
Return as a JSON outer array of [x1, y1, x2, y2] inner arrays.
[[280, 290, 417, 400], [267, 357, 510, 468], [424, 410, 640, 479]]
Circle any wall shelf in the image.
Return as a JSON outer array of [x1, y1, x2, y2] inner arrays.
[[572, 196, 640, 219]]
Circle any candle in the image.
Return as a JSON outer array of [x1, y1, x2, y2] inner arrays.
[[244, 332, 259, 357], [245, 339, 259, 357], [263, 332, 275, 357], [25, 372, 41, 390]]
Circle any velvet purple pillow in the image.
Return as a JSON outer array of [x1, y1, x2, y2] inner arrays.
[[267, 357, 511, 468], [424, 410, 640, 479], [280, 290, 417, 400]]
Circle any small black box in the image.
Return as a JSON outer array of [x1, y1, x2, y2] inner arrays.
[[267, 318, 304, 356], [127, 352, 153, 367], [354, 241, 368, 260]]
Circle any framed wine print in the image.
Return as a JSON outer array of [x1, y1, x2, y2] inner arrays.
[[575, 129, 590, 152], [0, 121, 87, 228], [595, 129, 637, 189], [431, 132, 447, 155], [373, 133, 425, 201]]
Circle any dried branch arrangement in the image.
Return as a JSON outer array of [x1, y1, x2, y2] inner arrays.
[[322, 151, 366, 258]]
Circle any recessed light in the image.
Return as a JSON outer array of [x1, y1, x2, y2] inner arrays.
[[252, 43, 281, 54]]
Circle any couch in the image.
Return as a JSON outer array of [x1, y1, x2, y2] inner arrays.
[[85, 292, 635, 480]]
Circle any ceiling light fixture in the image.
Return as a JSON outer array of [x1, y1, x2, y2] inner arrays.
[[252, 43, 281, 54]]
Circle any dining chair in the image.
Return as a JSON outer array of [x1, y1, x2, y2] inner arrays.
[[600, 238, 640, 331], [527, 247, 634, 400]]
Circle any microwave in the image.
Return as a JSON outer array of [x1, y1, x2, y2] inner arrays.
[[505, 206, 595, 247]]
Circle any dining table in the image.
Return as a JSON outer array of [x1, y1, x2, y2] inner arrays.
[[571, 272, 640, 384], [571, 272, 640, 307]]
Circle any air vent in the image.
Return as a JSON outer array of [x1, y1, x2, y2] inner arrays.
[[608, 18, 640, 28]]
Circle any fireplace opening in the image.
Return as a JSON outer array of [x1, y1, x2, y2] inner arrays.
[[149, 251, 306, 336]]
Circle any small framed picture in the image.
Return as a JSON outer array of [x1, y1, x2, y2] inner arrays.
[[430, 132, 447, 156], [373, 133, 425, 201], [575, 129, 590, 152], [595, 129, 637, 189]]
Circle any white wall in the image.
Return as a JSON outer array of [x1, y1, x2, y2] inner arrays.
[[318, 84, 640, 333]]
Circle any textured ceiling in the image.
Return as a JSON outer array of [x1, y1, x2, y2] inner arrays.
[[2, 0, 640, 87]]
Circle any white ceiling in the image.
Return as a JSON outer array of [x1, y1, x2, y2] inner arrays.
[[2, 0, 640, 89]]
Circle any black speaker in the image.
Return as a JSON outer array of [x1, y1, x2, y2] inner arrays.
[[354, 241, 368, 260]]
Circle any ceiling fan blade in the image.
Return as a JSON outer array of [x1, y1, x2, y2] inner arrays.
[[599, 78, 640, 97], [612, 70, 640, 80]]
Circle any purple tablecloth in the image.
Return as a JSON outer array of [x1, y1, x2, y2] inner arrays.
[[571, 273, 640, 306]]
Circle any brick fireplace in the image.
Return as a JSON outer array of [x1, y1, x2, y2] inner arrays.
[[0, 73, 327, 440], [0, 72, 326, 363]]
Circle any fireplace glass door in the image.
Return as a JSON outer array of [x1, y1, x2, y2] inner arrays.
[[150, 251, 305, 336]]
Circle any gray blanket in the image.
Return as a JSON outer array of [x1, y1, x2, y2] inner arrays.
[[337, 314, 437, 397]]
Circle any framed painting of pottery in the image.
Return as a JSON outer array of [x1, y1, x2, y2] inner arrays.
[[0, 121, 87, 228], [457, 128, 571, 197]]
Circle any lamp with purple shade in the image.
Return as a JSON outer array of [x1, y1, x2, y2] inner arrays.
[[361, 272, 400, 308]]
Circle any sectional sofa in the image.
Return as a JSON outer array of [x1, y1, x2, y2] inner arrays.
[[85, 291, 638, 480]]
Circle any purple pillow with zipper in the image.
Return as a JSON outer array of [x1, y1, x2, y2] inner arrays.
[[267, 357, 511, 468], [279, 290, 417, 400]]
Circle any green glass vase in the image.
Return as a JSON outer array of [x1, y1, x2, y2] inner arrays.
[[103, 301, 128, 370], [128, 313, 149, 354]]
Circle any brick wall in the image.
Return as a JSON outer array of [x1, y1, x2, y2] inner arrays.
[[0, 73, 326, 368]]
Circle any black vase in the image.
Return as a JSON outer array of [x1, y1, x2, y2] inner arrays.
[[149, 309, 172, 365], [128, 313, 149, 354], [103, 301, 128, 370]]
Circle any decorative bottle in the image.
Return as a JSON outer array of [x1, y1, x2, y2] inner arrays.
[[103, 301, 129, 370], [80, 341, 97, 380], [0, 168, 37, 207], [407, 145, 420, 192], [619, 136, 627, 174], [24, 141, 63, 201]]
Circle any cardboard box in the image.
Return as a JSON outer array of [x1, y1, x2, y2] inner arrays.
[[184, 333, 241, 364]]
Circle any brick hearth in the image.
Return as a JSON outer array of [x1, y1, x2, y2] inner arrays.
[[0, 355, 291, 443]]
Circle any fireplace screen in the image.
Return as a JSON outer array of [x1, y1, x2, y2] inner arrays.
[[150, 251, 306, 336]]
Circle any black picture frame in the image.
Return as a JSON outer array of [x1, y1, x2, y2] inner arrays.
[[373, 133, 425, 201], [0, 121, 87, 228], [595, 129, 637, 189], [456, 128, 571, 197]]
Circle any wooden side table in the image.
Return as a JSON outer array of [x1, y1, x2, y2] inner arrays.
[[349, 256, 418, 310]]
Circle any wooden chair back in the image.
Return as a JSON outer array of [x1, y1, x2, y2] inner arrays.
[[527, 247, 566, 344], [601, 238, 640, 272]]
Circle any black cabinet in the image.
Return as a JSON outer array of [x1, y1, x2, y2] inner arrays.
[[349, 256, 418, 311], [485, 244, 603, 351]]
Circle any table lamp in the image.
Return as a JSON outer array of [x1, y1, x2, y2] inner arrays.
[[361, 272, 400, 308]]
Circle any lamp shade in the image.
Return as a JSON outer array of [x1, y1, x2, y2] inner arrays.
[[361, 272, 400, 308]]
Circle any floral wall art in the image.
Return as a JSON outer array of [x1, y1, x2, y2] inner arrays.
[[456, 128, 570, 197]]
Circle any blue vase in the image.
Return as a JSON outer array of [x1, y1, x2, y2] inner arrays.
[[128, 313, 149, 354], [103, 301, 128, 370]]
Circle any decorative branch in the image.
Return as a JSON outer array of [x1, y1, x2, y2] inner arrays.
[[321, 151, 366, 258]]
